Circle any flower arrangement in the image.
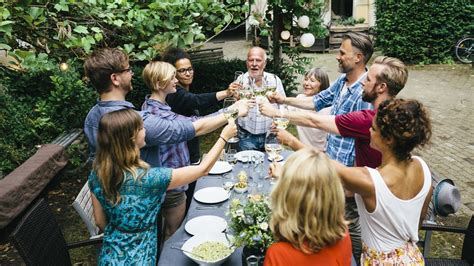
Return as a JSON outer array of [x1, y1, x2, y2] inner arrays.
[[227, 195, 274, 253]]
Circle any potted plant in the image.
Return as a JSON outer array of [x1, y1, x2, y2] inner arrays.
[[227, 195, 273, 265]]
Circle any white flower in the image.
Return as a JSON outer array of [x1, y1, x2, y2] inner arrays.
[[259, 222, 268, 231]]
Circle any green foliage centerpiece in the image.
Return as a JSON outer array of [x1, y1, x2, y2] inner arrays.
[[227, 195, 274, 254]]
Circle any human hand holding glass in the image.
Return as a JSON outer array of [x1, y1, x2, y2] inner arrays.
[[264, 131, 283, 184], [223, 98, 239, 143]]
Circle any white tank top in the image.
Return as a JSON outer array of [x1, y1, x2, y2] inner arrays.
[[355, 156, 431, 252]]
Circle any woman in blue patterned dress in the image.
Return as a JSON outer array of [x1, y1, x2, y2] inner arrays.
[[88, 108, 236, 265]]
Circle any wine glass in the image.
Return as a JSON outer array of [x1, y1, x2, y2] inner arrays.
[[223, 98, 239, 143], [234, 71, 244, 86], [264, 131, 283, 184], [264, 74, 277, 98], [273, 105, 290, 130]]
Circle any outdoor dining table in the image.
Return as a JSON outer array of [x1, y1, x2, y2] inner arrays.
[[157, 149, 356, 266]]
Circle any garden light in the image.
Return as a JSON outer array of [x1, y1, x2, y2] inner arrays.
[[280, 30, 291, 40], [300, 33, 315, 47], [297, 15, 310, 29], [59, 62, 69, 71]]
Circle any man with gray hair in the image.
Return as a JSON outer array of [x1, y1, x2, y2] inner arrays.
[[236, 46, 286, 151]]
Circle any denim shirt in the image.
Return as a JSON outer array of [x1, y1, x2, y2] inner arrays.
[[140, 97, 196, 192], [84, 100, 135, 161], [313, 73, 373, 166]]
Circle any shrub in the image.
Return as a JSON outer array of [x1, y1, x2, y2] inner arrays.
[[375, 0, 473, 64], [0, 60, 96, 178]]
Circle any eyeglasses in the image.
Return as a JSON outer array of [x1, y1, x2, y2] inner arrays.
[[176, 67, 194, 74], [116, 68, 133, 75]]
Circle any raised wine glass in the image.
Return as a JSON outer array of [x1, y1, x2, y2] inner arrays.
[[264, 131, 283, 184], [273, 105, 290, 130], [223, 98, 239, 143]]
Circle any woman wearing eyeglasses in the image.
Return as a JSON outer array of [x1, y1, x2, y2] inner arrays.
[[162, 48, 238, 165]]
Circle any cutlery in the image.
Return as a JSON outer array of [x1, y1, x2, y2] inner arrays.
[[170, 246, 206, 259]]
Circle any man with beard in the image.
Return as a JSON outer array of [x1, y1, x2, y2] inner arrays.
[[267, 32, 373, 262], [261, 56, 408, 168], [236, 46, 286, 151], [261, 55, 408, 263]]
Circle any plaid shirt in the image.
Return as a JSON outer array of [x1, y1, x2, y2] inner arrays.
[[313, 73, 373, 166], [237, 72, 286, 135]]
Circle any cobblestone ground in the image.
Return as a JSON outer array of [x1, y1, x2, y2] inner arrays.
[[207, 40, 474, 217]]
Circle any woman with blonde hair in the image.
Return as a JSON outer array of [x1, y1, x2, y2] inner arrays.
[[264, 148, 352, 266], [89, 108, 237, 265], [140, 61, 247, 240]]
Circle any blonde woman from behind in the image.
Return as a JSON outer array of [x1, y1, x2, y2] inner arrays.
[[264, 149, 352, 266]]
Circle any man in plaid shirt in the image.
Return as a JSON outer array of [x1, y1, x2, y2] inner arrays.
[[269, 32, 374, 263], [237, 46, 286, 151]]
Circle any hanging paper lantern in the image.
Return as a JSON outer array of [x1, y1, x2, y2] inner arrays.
[[280, 30, 291, 40], [297, 16, 310, 29], [300, 33, 315, 48]]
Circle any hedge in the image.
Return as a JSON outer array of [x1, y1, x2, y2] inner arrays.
[[375, 0, 474, 64]]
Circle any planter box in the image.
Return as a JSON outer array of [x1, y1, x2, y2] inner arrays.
[[329, 24, 369, 49]]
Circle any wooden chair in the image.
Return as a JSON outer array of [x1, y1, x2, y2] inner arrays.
[[72, 183, 102, 239], [10, 198, 101, 265], [420, 214, 474, 265]]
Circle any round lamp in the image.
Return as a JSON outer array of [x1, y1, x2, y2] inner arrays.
[[297, 16, 310, 29], [280, 30, 291, 40], [59, 62, 69, 71], [300, 33, 315, 48]]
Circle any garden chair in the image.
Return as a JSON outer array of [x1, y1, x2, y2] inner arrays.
[[72, 183, 102, 239], [10, 198, 102, 265], [420, 214, 473, 265]]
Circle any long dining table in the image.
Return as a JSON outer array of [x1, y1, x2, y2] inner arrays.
[[157, 149, 356, 265]]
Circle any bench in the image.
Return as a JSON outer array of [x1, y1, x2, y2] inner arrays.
[[188, 47, 224, 63]]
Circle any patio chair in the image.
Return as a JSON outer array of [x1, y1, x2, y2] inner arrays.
[[420, 214, 474, 265], [72, 183, 102, 239], [10, 198, 102, 266]]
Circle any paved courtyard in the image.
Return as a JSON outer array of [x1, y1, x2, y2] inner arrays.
[[206, 39, 474, 217]]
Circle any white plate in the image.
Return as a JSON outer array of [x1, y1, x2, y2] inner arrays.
[[234, 150, 265, 162], [185, 215, 227, 235], [268, 155, 284, 162], [209, 161, 232, 175], [194, 187, 230, 204]]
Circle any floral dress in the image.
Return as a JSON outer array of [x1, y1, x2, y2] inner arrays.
[[88, 167, 171, 265]]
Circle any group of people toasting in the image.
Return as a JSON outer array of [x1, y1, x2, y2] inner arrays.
[[84, 31, 433, 266]]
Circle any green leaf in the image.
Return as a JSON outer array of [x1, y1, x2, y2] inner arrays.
[[28, 7, 43, 20], [0, 43, 11, 50], [113, 19, 124, 27], [54, 3, 69, 12], [90, 27, 101, 33], [73, 25, 89, 34], [0, 7, 11, 20], [183, 31, 194, 45]]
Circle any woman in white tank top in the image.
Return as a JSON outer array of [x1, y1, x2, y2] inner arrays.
[[333, 99, 433, 265]]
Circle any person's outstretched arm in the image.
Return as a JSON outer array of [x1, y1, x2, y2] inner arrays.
[[167, 121, 237, 189]]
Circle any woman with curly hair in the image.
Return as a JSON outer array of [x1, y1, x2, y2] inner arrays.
[[333, 98, 433, 264], [264, 148, 352, 266]]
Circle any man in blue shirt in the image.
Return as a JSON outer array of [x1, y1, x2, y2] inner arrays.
[[269, 32, 374, 262]]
